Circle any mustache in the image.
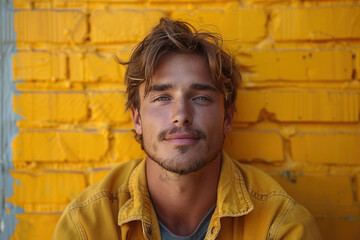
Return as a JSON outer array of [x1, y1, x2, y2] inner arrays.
[[157, 126, 207, 141]]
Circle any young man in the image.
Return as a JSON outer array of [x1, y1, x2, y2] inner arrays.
[[53, 18, 322, 239]]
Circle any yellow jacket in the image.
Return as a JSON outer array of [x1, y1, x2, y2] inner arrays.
[[53, 153, 322, 240]]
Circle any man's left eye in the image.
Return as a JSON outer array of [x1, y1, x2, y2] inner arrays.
[[153, 96, 170, 102], [193, 96, 210, 102]]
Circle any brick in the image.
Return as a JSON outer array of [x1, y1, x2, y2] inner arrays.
[[291, 132, 360, 164], [13, 93, 88, 123], [273, 6, 360, 41], [356, 174, 360, 202], [68, 52, 84, 81], [10, 213, 61, 240], [356, 50, 360, 79], [114, 132, 145, 162], [267, 90, 359, 122], [12, 0, 31, 9], [15, 10, 87, 43], [242, 0, 280, 4], [8, 171, 86, 209], [150, 0, 231, 2], [234, 90, 359, 123], [12, 51, 67, 81], [91, 9, 165, 43], [89, 92, 132, 124], [172, 6, 267, 43], [69, 52, 128, 82], [238, 50, 352, 81], [274, 174, 354, 210], [234, 90, 265, 122], [13, 131, 109, 162], [224, 130, 283, 161], [316, 217, 360, 240], [55, 0, 140, 2], [87, 168, 112, 185]]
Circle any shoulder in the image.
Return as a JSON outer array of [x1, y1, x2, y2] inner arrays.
[[70, 158, 143, 208], [231, 160, 322, 239], [52, 159, 144, 240], [233, 160, 290, 200]]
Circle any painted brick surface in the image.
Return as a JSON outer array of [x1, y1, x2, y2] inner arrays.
[[13, 51, 67, 81], [87, 168, 112, 185], [91, 9, 165, 43], [273, 6, 360, 41], [234, 90, 265, 122], [172, 6, 267, 43], [266, 91, 359, 122], [151, 0, 231, 2], [114, 132, 146, 162], [273, 174, 354, 211], [9, 0, 360, 239], [13, 93, 88, 122], [15, 10, 87, 43], [238, 50, 353, 81], [224, 131, 284, 161], [69, 52, 128, 82], [317, 218, 360, 240], [234, 90, 359, 123], [89, 92, 132, 124], [8, 171, 86, 209], [291, 132, 360, 164], [356, 174, 360, 202], [10, 213, 61, 240], [13, 131, 109, 162], [356, 50, 360, 79]]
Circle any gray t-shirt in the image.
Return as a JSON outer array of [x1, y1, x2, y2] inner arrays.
[[159, 205, 216, 240]]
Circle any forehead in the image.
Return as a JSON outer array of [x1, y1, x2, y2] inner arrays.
[[150, 52, 214, 87]]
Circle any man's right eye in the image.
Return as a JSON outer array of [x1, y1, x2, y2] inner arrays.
[[152, 96, 170, 102]]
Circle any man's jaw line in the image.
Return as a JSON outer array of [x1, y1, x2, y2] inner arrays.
[[145, 149, 222, 177]]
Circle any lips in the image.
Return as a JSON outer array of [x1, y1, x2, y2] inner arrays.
[[164, 133, 200, 145], [157, 126, 206, 144], [166, 133, 199, 140]]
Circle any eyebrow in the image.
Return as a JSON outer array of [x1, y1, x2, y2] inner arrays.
[[149, 84, 173, 92], [189, 83, 217, 92], [149, 83, 217, 92]]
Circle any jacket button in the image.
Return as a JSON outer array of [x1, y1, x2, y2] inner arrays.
[[146, 225, 152, 236]]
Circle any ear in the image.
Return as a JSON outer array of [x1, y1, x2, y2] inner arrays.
[[131, 106, 142, 135], [224, 104, 235, 134]]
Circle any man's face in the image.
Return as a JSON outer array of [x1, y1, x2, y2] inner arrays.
[[132, 52, 234, 175]]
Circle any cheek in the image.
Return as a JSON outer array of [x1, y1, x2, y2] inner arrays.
[[198, 107, 225, 127], [140, 109, 166, 135]]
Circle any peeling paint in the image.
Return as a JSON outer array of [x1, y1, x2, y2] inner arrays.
[[283, 170, 297, 184], [0, 0, 23, 239]]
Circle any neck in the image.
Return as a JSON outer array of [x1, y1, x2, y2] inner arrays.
[[146, 153, 221, 236]]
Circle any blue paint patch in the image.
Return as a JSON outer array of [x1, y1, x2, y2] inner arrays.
[[283, 170, 297, 184], [0, 0, 24, 239], [346, 216, 359, 222]]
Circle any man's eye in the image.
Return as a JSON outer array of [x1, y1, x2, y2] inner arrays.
[[153, 96, 170, 102], [194, 96, 209, 101]]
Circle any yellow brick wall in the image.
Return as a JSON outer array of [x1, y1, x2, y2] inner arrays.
[[8, 0, 360, 239]]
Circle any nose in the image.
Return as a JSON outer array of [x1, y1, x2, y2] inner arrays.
[[171, 98, 193, 126]]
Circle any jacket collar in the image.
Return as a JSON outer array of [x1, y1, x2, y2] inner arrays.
[[118, 159, 153, 226], [216, 152, 254, 218], [118, 152, 254, 226]]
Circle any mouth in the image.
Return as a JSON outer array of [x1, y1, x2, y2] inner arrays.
[[164, 133, 200, 145]]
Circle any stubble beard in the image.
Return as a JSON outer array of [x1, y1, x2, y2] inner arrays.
[[142, 126, 224, 175]]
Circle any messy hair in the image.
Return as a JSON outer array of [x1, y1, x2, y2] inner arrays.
[[119, 18, 242, 143]]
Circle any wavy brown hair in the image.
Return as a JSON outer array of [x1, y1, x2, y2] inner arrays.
[[119, 18, 242, 143]]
